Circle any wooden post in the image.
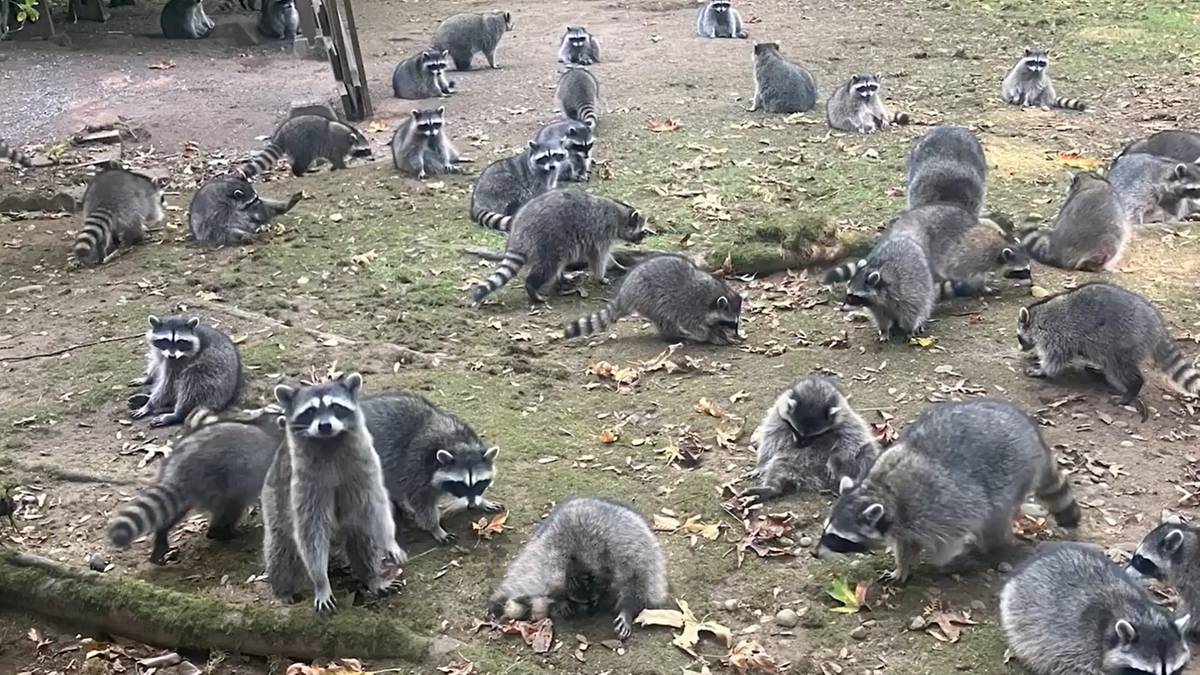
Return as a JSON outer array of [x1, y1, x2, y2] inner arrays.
[[306, 0, 371, 122]]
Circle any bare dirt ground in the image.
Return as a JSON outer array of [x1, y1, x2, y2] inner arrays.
[[2, 0, 1200, 674]]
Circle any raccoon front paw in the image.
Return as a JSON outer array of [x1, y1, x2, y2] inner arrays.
[[148, 413, 180, 428], [313, 591, 337, 615], [417, 170, 428, 180], [1024, 365, 1046, 378], [880, 568, 909, 585], [130, 403, 152, 419], [432, 528, 457, 544], [385, 544, 408, 566], [128, 376, 148, 387], [613, 612, 633, 640], [128, 393, 151, 411], [481, 499, 505, 513]]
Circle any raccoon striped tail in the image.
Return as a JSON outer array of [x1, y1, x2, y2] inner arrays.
[[1053, 97, 1086, 111], [822, 258, 865, 285], [890, 112, 911, 126], [74, 209, 115, 267], [1034, 467, 1081, 529], [577, 104, 598, 130], [471, 252, 526, 303], [471, 205, 514, 233], [0, 140, 33, 167], [937, 278, 985, 300], [108, 484, 190, 547], [1154, 339, 1200, 397], [1019, 226, 1058, 266], [564, 299, 623, 339], [235, 141, 285, 180]]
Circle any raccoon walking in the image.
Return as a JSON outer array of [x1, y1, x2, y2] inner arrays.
[[1017, 282, 1200, 419], [235, 114, 372, 179], [74, 169, 165, 267], [906, 125, 988, 216], [471, 189, 647, 304], [1116, 129, 1200, 165], [188, 175, 303, 245], [265, 374, 405, 612], [469, 141, 564, 232], [0, 139, 33, 167], [826, 74, 910, 133], [1129, 513, 1200, 635], [1001, 48, 1087, 110], [391, 107, 461, 179], [816, 399, 1080, 583], [160, 0, 213, 39], [696, 0, 747, 39], [745, 376, 878, 503], [108, 407, 281, 564], [1019, 172, 1129, 271], [1000, 543, 1191, 675], [431, 11, 512, 71], [1107, 154, 1200, 225], [748, 43, 817, 114], [128, 316, 242, 428], [558, 26, 600, 65], [557, 66, 600, 131], [487, 497, 669, 639], [257, 0, 298, 40], [839, 233, 935, 341], [533, 120, 594, 182], [563, 254, 743, 345], [391, 50, 454, 99]]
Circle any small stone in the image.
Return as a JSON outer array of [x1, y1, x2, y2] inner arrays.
[[997, 561, 1014, 573], [723, 598, 739, 611], [798, 535, 813, 547], [1119, 440, 1134, 448], [849, 625, 868, 640], [909, 616, 927, 631], [970, 600, 986, 611], [775, 608, 799, 628], [88, 553, 108, 572]]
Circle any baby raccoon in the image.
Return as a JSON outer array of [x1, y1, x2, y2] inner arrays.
[[108, 407, 281, 563], [188, 175, 303, 245], [1019, 171, 1129, 271], [236, 114, 372, 179], [74, 169, 165, 267], [533, 120, 594, 182], [471, 189, 647, 304], [1001, 543, 1191, 675], [391, 49, 454, 100], [696, 0, 747, 39], [563, 254, 743, 345], [840, 233, 935, 341], [391, 107, 461, 179], [557, 65, 600, 130], [1001, 48, 1087, 110], [906, 125, 988, 217], [160, 0, 213, 39], [1017, 282, 1200, 420], [558, 26, 600, 65], [487, 497, 669, 640], [1108, 154, 1200, 225], [1117, 129, 1200, 165], [0, 139, 33, 167], [748, 43, 817, 114], [128, 315, 242, 428], [746, 375, 878, 503], [257, 0, 298, 40], [826, 74, 910, 133], [816, 399, 1079, 583], [469, 141, 565, 232], [431, 10, 512, 71], [1129, 513, 1200, 634]]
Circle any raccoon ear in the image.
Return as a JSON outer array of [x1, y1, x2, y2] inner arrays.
[[411, 109, 421, 120], [1023, 48, 1032, 56], [716, 295, 730, 310], [186, 317, 201, 329], [441, 49, 449, 58], [1165, 529, 1186, 554], [873, 73, 881, 81], [1000, 247, 1015, 262], [1018, 306, 1030, 324], [838, 475, 855, 494], [865, 270, 882, 287], [1174, 163, 1191, 179], [342, 372, 363, 396], [147, 315, 160, 329], [1113, 619, 1137, 645], [528, 140, 539, 150], [861, 502, 885, 525], [827, 406, 841, 419], [484, 445, 499, 461], [275, 415, 287, 429], [436, 106, 445, 115], [850, 74, 861, 83], [436, 449, 455, 465], [565, 127, 578, 138], [274, 384, 295, 407]]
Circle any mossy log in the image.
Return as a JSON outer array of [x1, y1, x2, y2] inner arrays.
[[0, 552, 432, 661], [696, 214, 875, 276]]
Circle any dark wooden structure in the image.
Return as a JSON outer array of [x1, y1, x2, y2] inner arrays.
[[298, 0, 372, 121]]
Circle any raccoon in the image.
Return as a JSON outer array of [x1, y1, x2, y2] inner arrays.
[[188, 175, 303, 245], [390, 107, 461, 179], [563, 254, 743, 345], [265, 374, 405, 612], [826, 74, 910, 133], [935, 218, 1033, 298], [74, 169, 165, 267], [487, 497, 669, 640], [471, 189, 647, 304], [0, 139, 32, 167], [235, 115, 372, 179], [469, 141, 565, 232], [1019, 172, 1129, 271], [160, 0, 213, 39], [696, 0, 747, 39], [747, 43, 817, 114], [533, 120, 594, 182], [1000, 543, 1191, 675], [1129, 513, 1200, 634], [1117, 129, 1200, 165], [745, 375, 879, 503], [213, 0, 260, 11], [257, 0, 298, 40], [1107, 154, 1200, 225], [365, 392, 501, 543], [391, 50, 454, 100], [1001, 48, 1087, 110], [128, 315, 242, 428], [815, 399, 1080, 583], [431, 10, 512, 71], [840, 234, 935, 341], [558, 26, 600, 65], [107, 407, 281, 564], [906, 125, 988, 217], [557, 65, 600, 131]]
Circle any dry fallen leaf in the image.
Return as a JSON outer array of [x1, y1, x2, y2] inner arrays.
[[148, 60, 176, 70], [923, 601, 979, 643], [366, 121, 391, 134], [285, 660, 366, 675], [471, 511, 510, 540], [475, 618, 555, 654], [598, 427, 619, 444], [647, 117, 683, 132], [726, 639, 782, 674], [438, 660, 476, 675], [636, 599, 731, 657], [589, 361, 639, 386], [349, 250, 377, 268], [1055, 151, 1104, 171], [694, 398, 724, 418]]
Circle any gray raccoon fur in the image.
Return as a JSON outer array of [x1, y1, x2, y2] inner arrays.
[[1017, 282, 1200, 417], [746, 376, 878, 502], [391, 107, 461, 179], [841, 233, 935, 341], [563, 254, 743, 345], [696, 0, 746, 39], [431, 11, 511, 71], [934, 217, 1033, 298], [748, 43, 817, 114], [1116, 129, 1200, 165], [1001, 48, 1087, 110], [256, 0, 297, 39], [487, 497, 669, 640], [1107, 154, 1200, 225], [469, 141, 565, 232], [0, 139, 33, 167], [236, 115, 372, 179], [188, 175, 302, 245], [391, 49, 454, 100], [107, 407, 281, 564], [533, 120, 594, 182], [1019, 172, 1129, 271], [816, 399, 1080, 583], [471, 189, 647, 304], [558, 26, 600, 65], [906, 125, 988, 216], [161, 0, 213, 39], [74, 169, 165, 267], [364, 392, 501, 543], [1129, 513, 1200, 635], [556, 66, 600, 131], [1001, 542, 1191, 675], [826, 73, 910, 133], [265, 374, 405, 612], [128, 315, 242, 428]]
